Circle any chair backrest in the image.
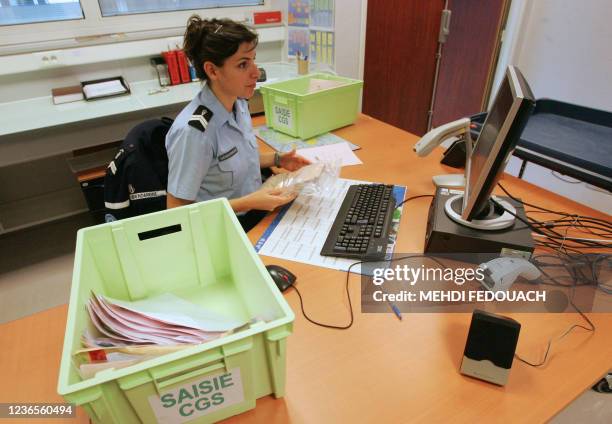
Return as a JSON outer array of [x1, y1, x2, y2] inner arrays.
[[104, 117, 173, 221]]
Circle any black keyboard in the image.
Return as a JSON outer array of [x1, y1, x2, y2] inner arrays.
[[321, 184, 396, 260]]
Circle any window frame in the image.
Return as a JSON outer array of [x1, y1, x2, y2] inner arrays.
[[0, 0, 270, 53]]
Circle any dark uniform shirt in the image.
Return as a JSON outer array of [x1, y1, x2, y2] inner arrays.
[[104, 118, 171, 220]]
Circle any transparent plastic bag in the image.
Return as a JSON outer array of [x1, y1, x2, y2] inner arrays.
[[262, 160, 341, 196]]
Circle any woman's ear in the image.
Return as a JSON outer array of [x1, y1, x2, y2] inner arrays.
[[203, 61, 218, 81]]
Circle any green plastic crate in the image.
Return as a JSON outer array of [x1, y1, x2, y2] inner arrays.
[[57, 198, 294, 424], [260, 73, 363, 139]]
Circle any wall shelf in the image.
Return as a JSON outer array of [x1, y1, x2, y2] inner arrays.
[[0, 26, 285, 77], [0, 186, 88, 234], [0, 62, 296, 139]]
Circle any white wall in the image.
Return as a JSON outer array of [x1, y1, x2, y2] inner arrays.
[[512, 0, 612, 111], [333, 0, 364, 79], [495, 0, 612, 214]]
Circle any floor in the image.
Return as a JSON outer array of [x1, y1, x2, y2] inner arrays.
[[0, 213, 610, 421]]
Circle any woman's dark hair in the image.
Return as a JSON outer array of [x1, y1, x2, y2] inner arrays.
[[183, 15, 259, 82]]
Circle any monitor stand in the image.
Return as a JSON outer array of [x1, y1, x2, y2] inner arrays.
[[444, 194, 516, 230], [424, 188, 534, 261]]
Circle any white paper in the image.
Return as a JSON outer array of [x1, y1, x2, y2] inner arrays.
[[307, 78, 347, 93], [82, 80, 127, 98], [104, 293, 245, 332], [297, 142, 362, 166], [255, 179, 406, 273]]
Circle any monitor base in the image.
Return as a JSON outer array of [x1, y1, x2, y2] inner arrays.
[[444, 194, 516, 230], [432, 174, 465, 188], [424, 188, 534, 262]]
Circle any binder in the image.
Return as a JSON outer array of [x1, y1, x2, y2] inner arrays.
[[162, 50, 181, 85], [176, 50, 191, 83]]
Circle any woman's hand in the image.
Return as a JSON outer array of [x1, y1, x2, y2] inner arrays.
[[279, 149, 311, 171], [231, 187, 297, 212]]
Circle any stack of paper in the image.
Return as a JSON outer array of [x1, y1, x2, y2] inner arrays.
[[85, 293, 247, 346], [307, 78, 348, 93], [82, 79, 128, 99], [78, 293, 251, 378]]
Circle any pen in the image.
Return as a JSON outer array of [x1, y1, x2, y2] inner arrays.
[[388, 302, 402, 321], [379, 286, 402, 320]]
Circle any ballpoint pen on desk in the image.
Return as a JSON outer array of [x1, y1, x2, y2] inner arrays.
[[387, 300, 403, 321], [380, 286, 402, 321]]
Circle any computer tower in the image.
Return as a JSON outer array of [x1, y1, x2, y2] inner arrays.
[[424, 188, 534, 262]]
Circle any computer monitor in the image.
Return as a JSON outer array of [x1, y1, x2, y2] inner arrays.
[[445, 65, 535, 230]]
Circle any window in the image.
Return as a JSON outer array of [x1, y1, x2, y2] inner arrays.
[[98, 0, 263, 17], [0, 0, 272, 53], [0, 0, 84, 26]]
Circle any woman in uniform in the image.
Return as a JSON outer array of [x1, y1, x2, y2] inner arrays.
[[166, 16, 310, 230]]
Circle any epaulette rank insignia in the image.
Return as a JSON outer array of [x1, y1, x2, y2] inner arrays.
[[188, 105, 214, 132]]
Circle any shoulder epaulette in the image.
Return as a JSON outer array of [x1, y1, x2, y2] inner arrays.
[[188, 105, 214, 132]]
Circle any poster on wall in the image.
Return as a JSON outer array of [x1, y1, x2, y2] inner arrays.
[[309, 0, 334, 29], [288, 0, 334, 67], [288, 27, 310, 57], [288, 0, 310, 27]]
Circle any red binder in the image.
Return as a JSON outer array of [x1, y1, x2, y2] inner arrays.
[[162, 50, 181, 85], [176, 50, 191, 84]]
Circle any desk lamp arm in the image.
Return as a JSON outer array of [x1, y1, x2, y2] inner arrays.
[[413, 118, 471, 157], [414, 118, 472, 188]]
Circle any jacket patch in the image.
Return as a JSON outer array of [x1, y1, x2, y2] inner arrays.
[[188, 105, 214, 132], [218, 146, 238, 162]]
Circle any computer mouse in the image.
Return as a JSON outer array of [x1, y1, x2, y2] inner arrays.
[[266, 265, 296, 292]]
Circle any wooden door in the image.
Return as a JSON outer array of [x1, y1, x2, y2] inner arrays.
[[362, 0, 508, 136], [362, 0, 445, 136], [431, 0, 509, 127]]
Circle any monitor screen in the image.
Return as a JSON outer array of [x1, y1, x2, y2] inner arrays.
[[462, 66, 535, 221]]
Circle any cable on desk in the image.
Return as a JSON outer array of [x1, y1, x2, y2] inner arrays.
[[290, 269, 356, 330], [512, 251, 601, 367], [492, 186, 611, 253], [490, 186, 608, 366], [290, 194, 436, 330], [395, 194, 434, 209], [514, 293, 596, 368], [290, 253, 448, 330], [498, 183, 612, 231]]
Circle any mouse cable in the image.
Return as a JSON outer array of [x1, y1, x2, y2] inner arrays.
[[291, 253, 447, 330], [291, 194, 439, 330]]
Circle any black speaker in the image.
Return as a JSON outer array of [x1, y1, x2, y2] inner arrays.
[[460, 309, 521, 385]]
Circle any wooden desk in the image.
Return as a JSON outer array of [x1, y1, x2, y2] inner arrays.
[[1, 115, 610, 423]]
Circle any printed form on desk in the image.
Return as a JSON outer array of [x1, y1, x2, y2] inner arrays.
[[297, 142, 362, 166], [255, 178, 407, 273]]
